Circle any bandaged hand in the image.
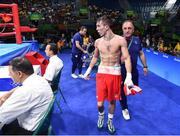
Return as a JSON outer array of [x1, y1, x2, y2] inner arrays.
[[124, 85, 142, 96], [124, 73, 134, 87], [83, 67, 92, 80]]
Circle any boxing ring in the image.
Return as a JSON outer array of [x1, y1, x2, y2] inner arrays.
[[0, 3, 39, 65], [0, 41, 39, 65], [0, 4, 37, 44]]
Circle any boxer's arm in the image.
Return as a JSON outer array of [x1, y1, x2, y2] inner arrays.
[[84, 41, 99, 79], [121, 37, 132, 73], [121, 37, 133, 86]]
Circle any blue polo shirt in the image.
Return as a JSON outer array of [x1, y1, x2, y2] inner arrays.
[[128, 36, 142, 71], [72, 32, 83, 54], [121, 36, 142, 74]]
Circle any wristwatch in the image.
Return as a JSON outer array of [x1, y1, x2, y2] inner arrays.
[[143, 66, 148, 68]]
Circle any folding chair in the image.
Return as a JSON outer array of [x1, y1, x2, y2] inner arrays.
[[51, 67, 67, 112], [33, 97, 55, 135]]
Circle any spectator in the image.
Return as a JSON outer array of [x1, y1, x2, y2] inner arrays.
[[174, 41, 180, 56]]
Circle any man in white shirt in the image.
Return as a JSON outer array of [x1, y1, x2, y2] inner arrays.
[[0, 57, 53, 135], [43, 43, 63, 90]]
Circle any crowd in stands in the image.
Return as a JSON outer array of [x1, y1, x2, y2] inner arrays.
[[141, 34, 180, 57], [129, 0, 166, 19], [88, 4, 124, 24], [0, 0, 179, 57], [18, 1, 125, 26], [18, 0, 78, 25]]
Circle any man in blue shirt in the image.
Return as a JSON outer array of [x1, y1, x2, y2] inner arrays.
[[71, 26, 87, 78], [120, 20, 148, 120]]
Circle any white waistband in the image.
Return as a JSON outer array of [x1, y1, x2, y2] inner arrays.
[[98, 65, 121, 75]]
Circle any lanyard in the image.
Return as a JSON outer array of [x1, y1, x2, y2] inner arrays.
[[128, 36, 133, 49]]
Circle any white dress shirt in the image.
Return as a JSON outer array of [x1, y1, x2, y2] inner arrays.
[[0, 74, 53, 131], [43, 55, 63, 81]]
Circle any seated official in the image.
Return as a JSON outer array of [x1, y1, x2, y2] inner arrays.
[[0, 57, 53, 135], [43, 43, 63, 90]]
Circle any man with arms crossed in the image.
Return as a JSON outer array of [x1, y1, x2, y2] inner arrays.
[[84, 16, 133, 134]]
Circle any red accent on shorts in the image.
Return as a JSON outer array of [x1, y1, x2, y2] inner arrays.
[[96, 73, 122, 102]]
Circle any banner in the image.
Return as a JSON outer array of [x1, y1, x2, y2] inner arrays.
[[30, 13, 42, 21], [138, 48, 180, 86]]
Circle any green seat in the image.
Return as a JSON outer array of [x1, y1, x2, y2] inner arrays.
[[51, 67, 67, 112], [33, 97, 55, 135]]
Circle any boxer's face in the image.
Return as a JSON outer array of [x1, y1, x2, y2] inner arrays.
[[122, 22, 134, 39], [96, 21, 108, 37]]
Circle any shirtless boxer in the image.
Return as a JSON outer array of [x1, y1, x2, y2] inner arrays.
[[84, 15, 133, 134]]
